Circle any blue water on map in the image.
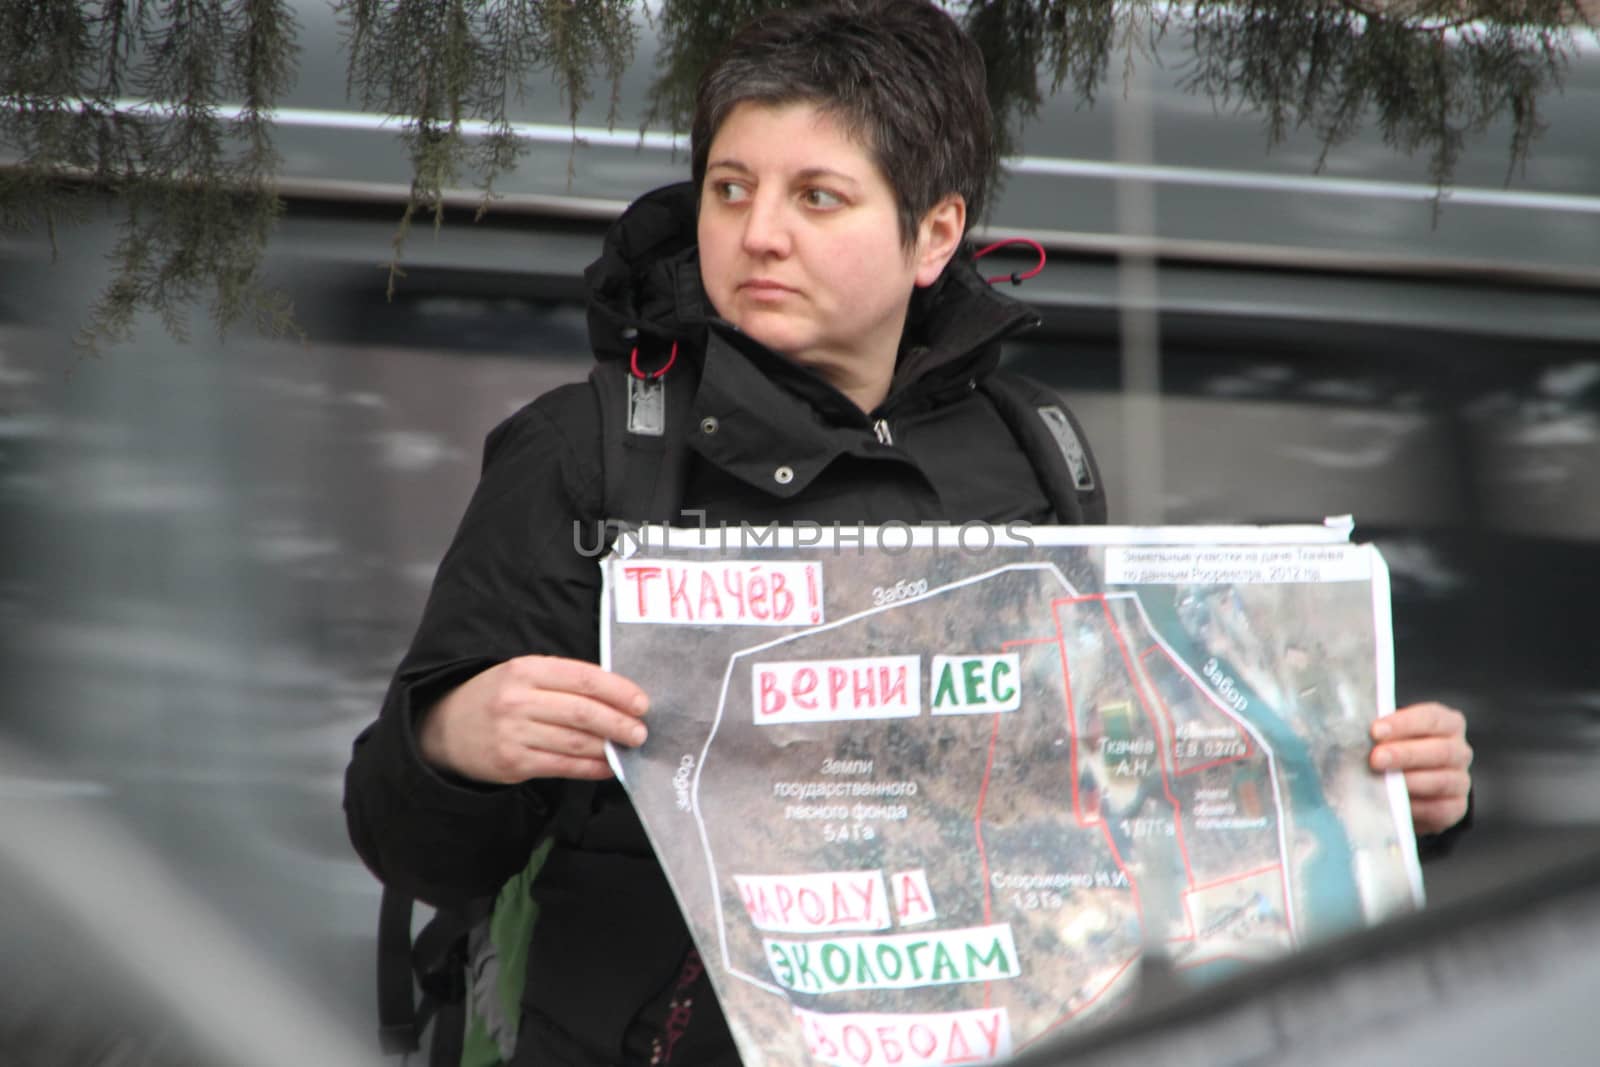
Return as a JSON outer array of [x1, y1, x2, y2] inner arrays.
[[1133, 591, 1363, 942]]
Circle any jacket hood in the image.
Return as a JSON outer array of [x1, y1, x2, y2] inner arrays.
[[583, 182, 708, 364], [583, 181, 1042, 408]]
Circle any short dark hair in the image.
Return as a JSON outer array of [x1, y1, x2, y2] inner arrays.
[[690, 0, 994, 247]]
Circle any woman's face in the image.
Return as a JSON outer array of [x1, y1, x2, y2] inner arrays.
[[697, 101, 958, 404]]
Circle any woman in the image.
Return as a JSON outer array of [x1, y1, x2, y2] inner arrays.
[[345, 3, 1472, 1063]]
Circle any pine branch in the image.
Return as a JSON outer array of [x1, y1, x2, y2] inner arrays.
[[336, 0, 637, 296]]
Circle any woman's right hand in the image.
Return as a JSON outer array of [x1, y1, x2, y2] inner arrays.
[[416, 655, 650, 784]]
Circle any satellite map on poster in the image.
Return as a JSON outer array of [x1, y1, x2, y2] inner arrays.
[[601, 523, 1423, 1067]]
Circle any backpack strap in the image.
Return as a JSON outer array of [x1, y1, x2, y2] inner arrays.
[[553, 351, 701, 848], [372, 353, 700, 1061], [980, 372, 1108, 526], [376, 884, 424, 1054], [590, 350, 700, 527], [375, 887, 478, 1056]]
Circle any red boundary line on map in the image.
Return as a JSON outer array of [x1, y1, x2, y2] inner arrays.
[[1048, 594, 1112, 827], [1097, 597, 1199, 894], [1127, 646, 1298, 946], [978, 594, 1296, 1040], [1179, 862, 1290, 946], [991, 611, 1146, 1016], [1049, 596, 1143, 921], [1138, 644, 1256, 776], [1017, 952, 1143, 1052], [972, 694, 1007, 1012], [1189, 863, 1284, 894]]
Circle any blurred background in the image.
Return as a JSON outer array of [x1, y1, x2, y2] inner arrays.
[[2, 1, 1598, 1064]]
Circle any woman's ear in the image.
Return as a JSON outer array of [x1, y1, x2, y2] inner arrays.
[[913, 194, 967, 288]]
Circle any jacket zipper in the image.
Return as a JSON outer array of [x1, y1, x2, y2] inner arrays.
[[873, 418, 893, 446]]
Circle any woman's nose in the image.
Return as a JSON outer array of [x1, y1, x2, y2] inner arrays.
[[741, 194, 792, 257]]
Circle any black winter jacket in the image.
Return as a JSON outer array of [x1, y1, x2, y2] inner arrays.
[[343, 183, 1098, 1064]]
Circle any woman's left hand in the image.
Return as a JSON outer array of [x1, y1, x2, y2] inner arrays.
[[1370, 701, 1473, 835]]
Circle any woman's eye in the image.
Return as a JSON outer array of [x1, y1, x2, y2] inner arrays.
[[715, 181, 749, 203], [803, 188, 844, 208]]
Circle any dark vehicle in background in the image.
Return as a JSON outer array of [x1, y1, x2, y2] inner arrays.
[[1, 3, 1597, 1064]]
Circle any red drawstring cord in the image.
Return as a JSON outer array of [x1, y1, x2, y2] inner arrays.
[[629, 341, 679, 380], [973, 237, 1046, 286]]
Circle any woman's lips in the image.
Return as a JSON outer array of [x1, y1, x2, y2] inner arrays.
[[740, 279, 796, 297]]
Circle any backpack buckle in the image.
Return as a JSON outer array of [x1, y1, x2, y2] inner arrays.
[[627, 374, 666, 436], [1036, 405, 1096, 491]]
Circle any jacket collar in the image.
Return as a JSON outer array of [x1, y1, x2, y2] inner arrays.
[[683, 264, 1043, 500], [688, 331, 848, 499]]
